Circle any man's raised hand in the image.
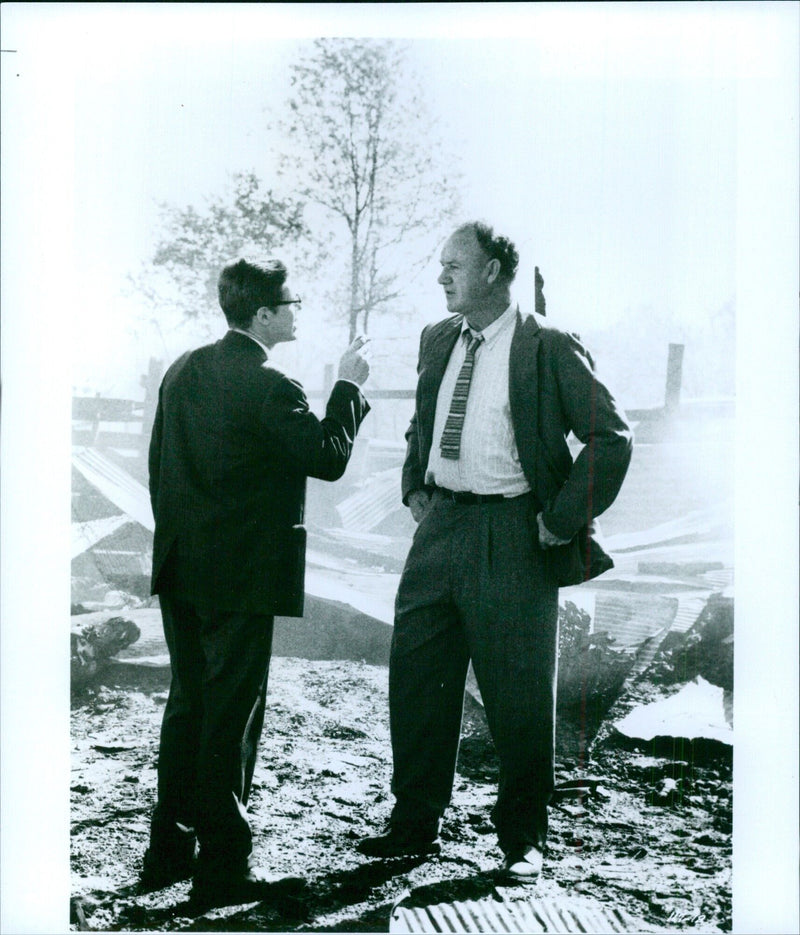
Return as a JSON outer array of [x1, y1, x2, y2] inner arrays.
[[338, 335, 371, 386]]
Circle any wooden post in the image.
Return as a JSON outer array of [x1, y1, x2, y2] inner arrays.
[[664, 343, 684, 413]]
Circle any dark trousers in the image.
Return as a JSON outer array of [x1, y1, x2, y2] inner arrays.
[[390, 491, 559, 853], [149, 592, 274, 874]]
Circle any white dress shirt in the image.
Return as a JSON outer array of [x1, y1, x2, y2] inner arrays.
[[426, 304, 530, 496]]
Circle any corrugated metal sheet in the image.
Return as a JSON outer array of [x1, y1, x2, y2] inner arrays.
[[625, 624, 673, 682], [390, 894, 646, 933], [698, 567, 734, 591], [71, 448, 154, 531], [603, 512, 705, 553], [74, 522, 154, 581], [71, 515, 129, 559], [593, 594, 678, 648], [670, 596, 709, 633], [335, 467, 402, 532], [91, 547, 152, 578]]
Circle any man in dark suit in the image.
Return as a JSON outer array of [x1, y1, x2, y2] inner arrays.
[[142, 257, 370, 909], [358, 222, 631, 881]]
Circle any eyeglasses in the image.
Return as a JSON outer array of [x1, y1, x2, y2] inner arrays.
[[273, 297, 302, 307]]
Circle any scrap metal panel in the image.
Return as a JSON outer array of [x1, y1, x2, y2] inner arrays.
[[391, 894, 651, 934], [72, 447, 154, 531], [593, 593, 678, 648], [335, 467, 402, 532]]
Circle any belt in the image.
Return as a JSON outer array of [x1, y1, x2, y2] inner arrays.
[[433, 486, 507, 504]]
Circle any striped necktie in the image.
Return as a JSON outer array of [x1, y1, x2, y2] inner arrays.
[[439, 331, 484, 460]]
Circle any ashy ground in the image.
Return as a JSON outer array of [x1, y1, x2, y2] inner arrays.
[[70, 656, 732, 933]]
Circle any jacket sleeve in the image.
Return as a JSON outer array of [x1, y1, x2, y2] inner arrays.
[[259, 376, 370, 482], [540, 332, 632, 540]]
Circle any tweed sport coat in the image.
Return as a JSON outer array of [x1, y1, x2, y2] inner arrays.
[[401, 307, 632, 544], [149, 330, 370, 617]]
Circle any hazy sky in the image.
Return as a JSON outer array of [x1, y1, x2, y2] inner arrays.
[[67, 18, 740, 323], [1, 4, 798, 933], [5, 3, 780, 395]]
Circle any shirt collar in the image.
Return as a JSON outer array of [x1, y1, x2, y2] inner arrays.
[[231, 328, 270, 359], [461, 302, 516, 349]]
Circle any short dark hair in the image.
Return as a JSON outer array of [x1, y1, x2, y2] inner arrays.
[[455, 221, 519, 283], [217, 258, 288, 327]]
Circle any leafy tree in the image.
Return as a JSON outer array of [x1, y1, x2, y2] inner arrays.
[[133, 40, 460, 345], [274, 39, 460, 340], [131, 172, 306, 327]]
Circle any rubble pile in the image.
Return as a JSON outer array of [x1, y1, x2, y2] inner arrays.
[[650, 593, 733, 691], [71, 615, 141, 687], [556, 601, 637, 755]]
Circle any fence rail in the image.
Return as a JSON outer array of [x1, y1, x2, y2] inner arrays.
[[73, 344, 721, 455]]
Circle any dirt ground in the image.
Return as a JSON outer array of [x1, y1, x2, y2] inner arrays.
[[69, 653, 731, 934]]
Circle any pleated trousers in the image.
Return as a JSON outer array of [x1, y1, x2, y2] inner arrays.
[[149, 592, 274, 874], [389, 490, 559, 852]]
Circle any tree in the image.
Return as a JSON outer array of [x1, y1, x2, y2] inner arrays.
[[132, 40, 460, 347], [131, 172, 307, 328], [274, 39, 461, 341]]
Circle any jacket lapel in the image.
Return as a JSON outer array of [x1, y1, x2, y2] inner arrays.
[[509, 307, 543, 494], [417, 316, 463, 470], [423, 316, 462, 391]]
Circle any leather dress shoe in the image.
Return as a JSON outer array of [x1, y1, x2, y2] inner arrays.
[[188, 865, 307, 913], [499, 845, 543, 883], [357, 825, 441, 859], [139, 840, 197, 891]]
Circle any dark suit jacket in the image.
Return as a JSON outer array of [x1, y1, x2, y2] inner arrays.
[[401, 308, 632, 542], [149, 330, 369, 617]]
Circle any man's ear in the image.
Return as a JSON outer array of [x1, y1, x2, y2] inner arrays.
[[256, 306, 274, 324], [486, 258, 501, 285]]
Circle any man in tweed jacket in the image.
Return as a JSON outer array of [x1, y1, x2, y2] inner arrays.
[[358, 222, 631, 882]]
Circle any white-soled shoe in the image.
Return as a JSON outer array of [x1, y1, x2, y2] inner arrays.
[[500, 845, 543, 883]]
